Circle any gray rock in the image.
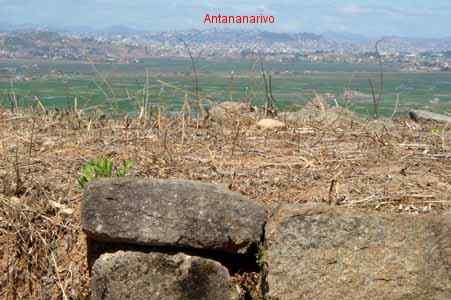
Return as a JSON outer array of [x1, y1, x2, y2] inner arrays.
[[91, 251, 240, 300], [209, 101, 254, 122], [256, 119, 286, 130], [279, 107, 358, 125], [409, 109, 451, 124], [82, 178, 266, 253], [263, 203, 451, 300]]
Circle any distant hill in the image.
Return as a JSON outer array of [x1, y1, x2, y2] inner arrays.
[[376, 36, 451, 52], [145, 29, 324, 45], [101, 25, 144, 35], [322, 31, 370, 44], [1, 23, 450, 49], [143, 29, 451, 52], [1, 27, 450, 58], [60, 25, 98, 34]]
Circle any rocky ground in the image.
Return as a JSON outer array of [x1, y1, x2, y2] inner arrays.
[[1, 100, 450, 299]]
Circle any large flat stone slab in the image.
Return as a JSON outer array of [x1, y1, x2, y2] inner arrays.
[[91, 251, 240, 300], [82, 178, 266, 253], [264, 204, 451, 300]]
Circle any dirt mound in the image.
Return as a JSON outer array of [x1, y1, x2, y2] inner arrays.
[[280, 96, 359, 126], [209, 101, 255, 123]]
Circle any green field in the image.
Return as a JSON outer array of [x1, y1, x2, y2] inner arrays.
[[1, 58, 451, 117]]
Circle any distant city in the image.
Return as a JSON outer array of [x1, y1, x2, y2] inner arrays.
[[1, 26, 451, 72]]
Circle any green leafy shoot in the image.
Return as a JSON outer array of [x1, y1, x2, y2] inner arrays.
[[116, 159, 134, 177], [77, 157, 134, 188]]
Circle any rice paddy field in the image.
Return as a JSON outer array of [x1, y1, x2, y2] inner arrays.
[[1, 58, 451, 117]]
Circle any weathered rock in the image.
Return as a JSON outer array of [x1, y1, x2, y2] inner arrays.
[[409, 109, 451, 124], [280, 107, 357, 125], [256, 119, 286, 130], [91, 251, 240, 300], [264, 203, 451, 300], [209, 101, 253, 122], [82, 178, 266, 254]]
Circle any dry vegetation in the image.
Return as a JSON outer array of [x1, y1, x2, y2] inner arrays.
[[1, 99, 450, 299]]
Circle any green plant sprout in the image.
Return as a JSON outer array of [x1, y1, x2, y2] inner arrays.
[[78, 157, 134, 188]]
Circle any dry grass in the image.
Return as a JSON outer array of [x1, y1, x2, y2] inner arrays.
[[0, 102, 450, 299]]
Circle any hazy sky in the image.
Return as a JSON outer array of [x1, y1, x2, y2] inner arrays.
[[1, 0, 450, 37]]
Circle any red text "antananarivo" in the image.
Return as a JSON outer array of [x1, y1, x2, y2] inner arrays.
[[204, 14, 276, 24]]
